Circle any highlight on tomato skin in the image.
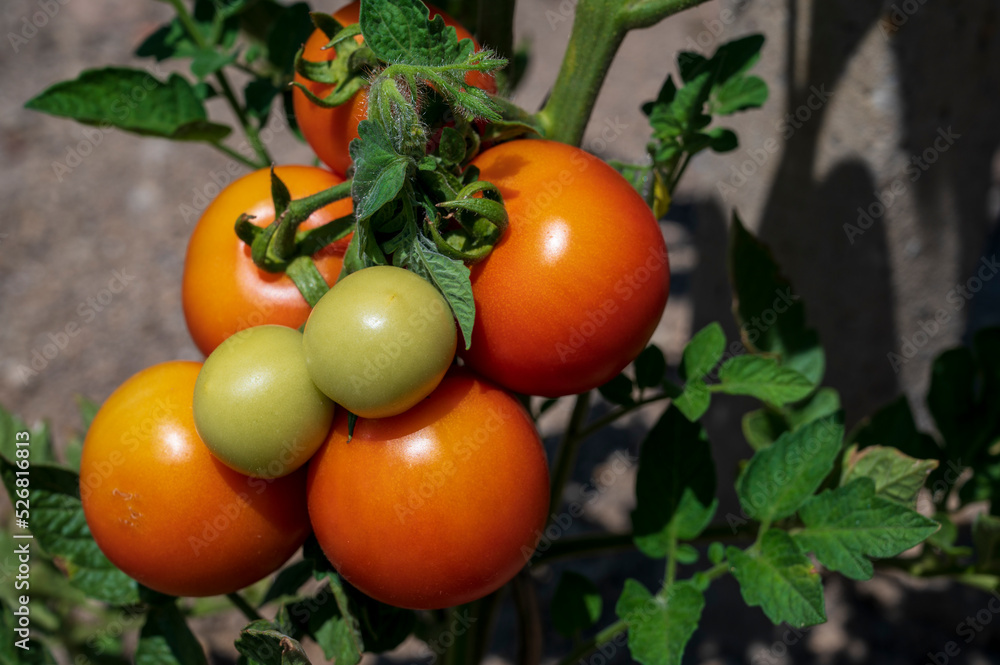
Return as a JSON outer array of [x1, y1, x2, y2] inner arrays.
[[79, 361, 311, 598], [292, 0, 497, 176], [461, 139, 671, 398], [305, 366, 550, 610]]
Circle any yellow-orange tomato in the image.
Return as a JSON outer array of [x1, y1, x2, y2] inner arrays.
[[182, 166, 353, 356], [293, 0, 496, 176], [80, 361, 310, 597], [307, 368, 549, 609], [462, 139, 671, 397]]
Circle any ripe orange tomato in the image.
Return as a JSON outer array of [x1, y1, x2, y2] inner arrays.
[[307, 368, 549, 609], [293, 1, 496, 176], [80, 361, 310, 597], [182, 166, 353, 356], [463, 139, 670, 397]]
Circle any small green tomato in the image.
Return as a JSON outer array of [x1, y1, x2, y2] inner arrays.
[[193, 325, 334, 478], [303, 266, 457, 418]]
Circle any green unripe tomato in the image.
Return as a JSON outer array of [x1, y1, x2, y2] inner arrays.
[[303, 266, 458, 418], [193, 325, 334, 478]]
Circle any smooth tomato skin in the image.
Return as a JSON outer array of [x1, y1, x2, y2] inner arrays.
[[182, 166, 353, 356], [462, 139, 670, 397], [80, 362, 310, 597], [293, 1, 496, 176], [194, 325, 335, 478], [307, 368, 549, 609], [303, 266, 457, 419]]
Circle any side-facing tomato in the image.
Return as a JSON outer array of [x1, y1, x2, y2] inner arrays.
[[307, 368, 549, 609], [194, 325, 335, 478], [80, 361, 310, 597], [293, 0, 496, 176], [462, 139, 670, 397], [303, 266, 457, 419], [182, 166, 353, 356]]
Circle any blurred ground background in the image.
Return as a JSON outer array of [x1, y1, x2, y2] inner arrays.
[[2, 0, 1000, 663]]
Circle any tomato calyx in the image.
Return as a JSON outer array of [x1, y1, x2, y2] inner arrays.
[[291, 14, 375, 110], [234, 170, 354, 306]]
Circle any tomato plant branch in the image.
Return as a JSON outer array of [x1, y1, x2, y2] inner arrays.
[[549, 392, 593, 514], [511, 570, 543, 665], [211, 142, 264, 170], [553, 618, 627, 665], [165, 0, 272, 168], [225, 592, 262, 622], [573, 392, 672, 443], [535, 0, 711, 146]]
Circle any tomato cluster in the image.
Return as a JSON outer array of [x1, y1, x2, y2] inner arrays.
[[80, 1, 668, 612]]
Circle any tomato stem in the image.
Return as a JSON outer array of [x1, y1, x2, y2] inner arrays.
[[165, 0, 273, 168], [225, 592, 262, 622], [511, 570, 542, 665], [552, 618, 627, 665], [548, 392, 592, 515], [535, 0, 712, 147]]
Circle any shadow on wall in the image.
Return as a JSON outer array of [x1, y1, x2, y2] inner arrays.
[[689, 0, 1000, 432]]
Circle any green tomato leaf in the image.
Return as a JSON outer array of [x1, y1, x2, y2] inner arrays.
[[598, 373, 635, 406], [359, 0, 472, 66], [349, 120, 413, 222], [714, 355, 814, 406], [711, 75, 768, 115], [729, 213, 825, 384], [710, 34, 766, 83], [672, 379, 710, 422], [135, 601, 209, 665], [707, 127, 738, 152], [848, 394, 941, 461], [680, 322, 726, 381], [0, 406, 55, 466], [0, 457, 139, 605], [136, 19, 201, 60], [235, 620, 312, 665], [795, 478, 939, 580], [616, 579, 704, 665], [840, 444, 938, 507], [742, 388, 842, 450], [25, 67, 231, 143], [973, 513, 1000, 574], [927, 346, 995, 464], [727, 529, 825, 627], [261, 560, 315, 605], [632, 407, 717, 557], [736, 415, 843, 522], [406, 235, 475, 349], [190, 48, 237, 79], [266, 2, 314, 74], [552, 571, 603, 637], [1, 597, 57, 663], [635, 345, 667, 389]]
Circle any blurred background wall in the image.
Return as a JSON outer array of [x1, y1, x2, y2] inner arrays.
[[1, 0, 999, 663]]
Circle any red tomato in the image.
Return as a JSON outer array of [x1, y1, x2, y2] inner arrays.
[[182, 166, 353, 356], [293, 1, 497, 176], [463, 139, 670, 397], [80, 361, 311, 597], [306, 368, 549, 609]]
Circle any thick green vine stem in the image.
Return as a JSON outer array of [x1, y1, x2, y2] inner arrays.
[[535, 0, 712, 146]]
